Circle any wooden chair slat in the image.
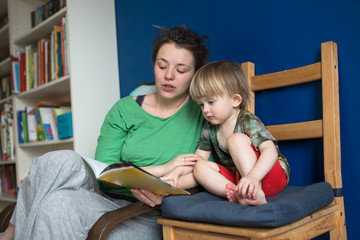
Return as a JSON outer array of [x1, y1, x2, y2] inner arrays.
[[251, 62, 321, 91], [267, 120, 323, 141]]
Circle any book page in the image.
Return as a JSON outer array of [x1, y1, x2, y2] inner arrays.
[[81, 156, 108, 178], [98, 166, 190, 195]]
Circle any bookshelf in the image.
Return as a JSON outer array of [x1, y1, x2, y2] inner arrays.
[[0, 0, 120, 205]]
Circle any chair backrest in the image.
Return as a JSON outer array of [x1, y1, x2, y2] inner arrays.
[[241, 41, 346, 239]]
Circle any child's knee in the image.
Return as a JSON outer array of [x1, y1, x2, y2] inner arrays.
[[194, 160, 219, 178], [228, 133, 250, 149], [194, 159, 211, 177]]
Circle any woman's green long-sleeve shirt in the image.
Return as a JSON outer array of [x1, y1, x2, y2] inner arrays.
[[95, 96, 205, 196]]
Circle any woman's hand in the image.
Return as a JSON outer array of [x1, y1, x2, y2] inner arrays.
[[141, 153, 204, 177], [131, 188, 166, 207], [164, 154, 202, 174]]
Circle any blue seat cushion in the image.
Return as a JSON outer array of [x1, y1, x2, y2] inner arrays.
[[161, 182, 334, 227]]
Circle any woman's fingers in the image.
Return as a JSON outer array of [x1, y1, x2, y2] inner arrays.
[[131, 189, 164, 207], [175, 154, 202, 166]]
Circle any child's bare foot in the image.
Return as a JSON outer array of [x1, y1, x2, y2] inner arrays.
[[238, 188, 267, 206], [0, 224, 15, 240], [225, 183, 237, 202], [225, 183, 267, 206]]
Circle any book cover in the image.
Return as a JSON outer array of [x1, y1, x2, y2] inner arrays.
[[53, 25, 63, 79], [1, 111, 8, 161], [21, 111, 29, 143], [61, 17, 67, 75], [51, 29, 55, 80], [19, 51, 26, 92], [32, 51, 38, 88], [44, 39, 51, 83], [0, 76, 11, 99], [25, 45, 32, 90], [34, 109, 46, 141], [26, 106, 37, 142], [17, 110, 24, 144], [9, 124, 14, 161], [25, 44, 38, 90], [52, 107, 71, 119], [0, 102, 14, 161], [38, 107, 58, 140], [38, 39, 51, 85], [81, 156, 190, 196], [38, 40, 44, 85], [10, 56, 19, 94]]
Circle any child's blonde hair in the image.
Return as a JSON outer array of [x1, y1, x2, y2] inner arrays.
[[190, 61, 250, 109]]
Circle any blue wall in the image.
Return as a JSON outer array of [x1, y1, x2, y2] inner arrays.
[[115, 0, 360, 238]]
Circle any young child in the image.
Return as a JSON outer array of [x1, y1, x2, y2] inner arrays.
[[188, 61, 290, 206]]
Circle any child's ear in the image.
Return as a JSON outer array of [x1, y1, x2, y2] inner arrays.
[[232, 94, 242, 108]]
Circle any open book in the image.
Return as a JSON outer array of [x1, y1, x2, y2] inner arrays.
[[82, 156, 190, 195]]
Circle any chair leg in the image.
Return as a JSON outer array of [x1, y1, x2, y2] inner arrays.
[[330, 197, 347, 240]]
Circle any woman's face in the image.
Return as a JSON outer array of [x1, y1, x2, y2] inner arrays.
[[154, 43, 195, 100]]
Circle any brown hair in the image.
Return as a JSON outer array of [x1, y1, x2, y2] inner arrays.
[[151, 25, 209, 72], [190, 61, 250, 109]]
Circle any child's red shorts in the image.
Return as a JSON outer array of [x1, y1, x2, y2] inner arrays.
[[217, 144, 287, 197]]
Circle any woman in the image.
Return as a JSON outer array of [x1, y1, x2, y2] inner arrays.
[[0, 25, 209, 240]]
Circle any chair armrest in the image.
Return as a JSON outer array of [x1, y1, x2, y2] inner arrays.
[[87, 201, 157, 240], [0, 203, 16, 232]]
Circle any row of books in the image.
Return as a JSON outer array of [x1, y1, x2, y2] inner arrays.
[[10, 16, 69, 94], [0, 164, 16, 195], [31, 0, 67, 28], [17, 101, 71, 143], [0, 102, 14, 162]]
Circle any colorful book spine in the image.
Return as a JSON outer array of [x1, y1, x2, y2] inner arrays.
[[21, 111, 29, 143], [34, 108, 46, 141], [17, 110, 24, 144]]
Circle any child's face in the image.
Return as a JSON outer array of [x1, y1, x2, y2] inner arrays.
[[196, 93, 240, 125]]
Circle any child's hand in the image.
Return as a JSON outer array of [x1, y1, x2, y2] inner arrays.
[[161, 170, 181, 187], [237, 175, 261, 200], [161, 176, 178, 187]]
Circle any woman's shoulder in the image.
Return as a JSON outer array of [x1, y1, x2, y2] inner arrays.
[[112, 96, 137, 108], [106, 96, 140, 116]]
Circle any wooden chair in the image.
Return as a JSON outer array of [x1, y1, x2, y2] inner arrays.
[[157, 41, 347, 239]]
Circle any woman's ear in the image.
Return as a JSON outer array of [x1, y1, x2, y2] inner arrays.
[[232, 94, 242, 108]]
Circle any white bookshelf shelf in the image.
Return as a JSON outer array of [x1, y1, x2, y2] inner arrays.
[[14, 7, 67, 46]]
